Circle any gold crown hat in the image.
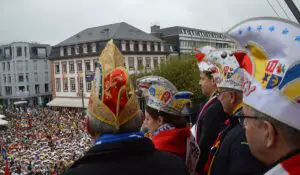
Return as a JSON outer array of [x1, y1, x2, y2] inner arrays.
[[227, 17, 300, 130], [88, 40, 139, 129]]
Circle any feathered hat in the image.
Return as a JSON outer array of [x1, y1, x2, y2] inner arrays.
[[227, 17, 300, 130], [88, 40, 139, 129]]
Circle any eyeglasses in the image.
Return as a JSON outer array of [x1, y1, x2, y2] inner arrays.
[[236, 116, 261, 127], [236, 115, 278, 134]]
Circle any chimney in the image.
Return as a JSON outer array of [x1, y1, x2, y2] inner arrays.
[[151, 25, 160, 33]]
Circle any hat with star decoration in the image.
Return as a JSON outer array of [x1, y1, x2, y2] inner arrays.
[[227, 17, 300, 130], [88, 40, 140, 129]]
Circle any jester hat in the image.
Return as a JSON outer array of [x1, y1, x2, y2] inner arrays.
[[227, 17, 300, 130], [194, 46, 217, 72], [147, 83, 193, 116], [136, 76, 177, 98], [198, 47, 251, 91], [88, 40, 139, 129]]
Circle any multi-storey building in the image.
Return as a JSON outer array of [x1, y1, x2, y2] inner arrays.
[[0, 42, 52, 106], [151, 25, 236, 54], [47, 22, 168, 108]]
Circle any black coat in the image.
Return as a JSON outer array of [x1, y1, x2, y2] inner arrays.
[[65, 137, 188, 175], [196, 98, 228, 173], [210, 117, 266, 175]]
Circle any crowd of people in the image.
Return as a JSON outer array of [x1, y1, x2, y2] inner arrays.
[[0, 107, 91, 174], [1, 16, 300, 175]]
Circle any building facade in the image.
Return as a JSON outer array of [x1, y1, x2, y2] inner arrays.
[[48, 22, 168, 108], [0, 42, 52, 106], [151, 25, 236, 54]]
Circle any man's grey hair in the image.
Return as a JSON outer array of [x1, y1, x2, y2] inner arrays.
[[218, 87, 243, 101], [249, 106, 300, 148], [87, 110, 142, 134]]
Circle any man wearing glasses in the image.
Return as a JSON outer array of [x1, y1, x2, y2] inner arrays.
[[227, 17, 300, 174], [198, 49, 265, 175]]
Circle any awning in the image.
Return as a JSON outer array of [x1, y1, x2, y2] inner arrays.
[[14, 101, 28, 105], [47, 98, 89, 108], [0, 114, 6, 119], [0, 119, 8, 125]]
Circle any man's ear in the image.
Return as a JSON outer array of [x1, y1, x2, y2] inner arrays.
[[157, 116, 164, 125], [262, 120, 277, 148]]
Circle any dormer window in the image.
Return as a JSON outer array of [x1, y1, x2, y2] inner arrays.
[[92, 43, 96, 53], [121, 41, 126, 51], [161, 44, 164, 52], [75, 45, 79, 55], [154, 43, 158, 52], [67, 46, 71, 56], [147, 42, 150, 52], [83, 44, 87, 54], [60, 47, 64, 56], [139, 41, 143, 52], [129, 41, 134, 52]]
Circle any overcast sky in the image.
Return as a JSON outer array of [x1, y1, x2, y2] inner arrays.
[[0, 0, 298, 45]]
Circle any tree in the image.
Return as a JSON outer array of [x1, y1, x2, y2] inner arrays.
[[131, 55, 205, 103]]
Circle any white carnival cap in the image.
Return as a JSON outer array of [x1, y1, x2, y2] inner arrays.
[[227, 17, 300, 130]]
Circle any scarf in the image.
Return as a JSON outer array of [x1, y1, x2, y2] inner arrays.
[[93, 132, 144, 146], [153, 123, 175, 136]]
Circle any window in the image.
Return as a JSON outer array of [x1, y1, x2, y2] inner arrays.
[[147, 43, 151, 52], [86, 82, 92, 92], [25, 60, 28, 71], [137, 57, 143, 70], [62, 62, 67, 73], [75, 45, 79, 55], [60, 47, 64, 56], [33, 60, 37, 70], [44, 60, 48, 69], [5, 86, 12, 95], [69, 61, 75, 73], [17, 60, 23, 71], [45, 84, 49, 93], [154, 43, 158, 52], [93, 59, 97, 71], [67, 47, 71, 56], [18, 73, 24, 83], [160, 57, 166, 63], [3, 75, 6, 83], [5, 48, 10, 57], [24, 47, 27, 58], [77, 61, 82, 72], [45, 72, 48, 81], [153, 57, 159, 68], [121, 41, 126, 51], [83, 44, 87, 54], [92, 43, 96, 53], [8, 74, 11, 83], [129, 41, 134, 51], [128, 57, 134, 69], [2, 63, 5, 71], [27, 85, 30, 92], [85, 61, 91, 71], [55, 63, 60, 74], [138, 42, 143, 52], [34, 72, 38, 82], [70, 78, 76, 92], [56, 78, 61, 92], [63, 48, 67, 56], [63, 78, 68, 92], [35, 84, 40, 94], [146, 57, 151, 68], [26, 73, 29, 82], [7, 62, 10, 71], [79, 77, 83, 91], [17, 47, 22, 57], [19, 86, 25, 92]]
